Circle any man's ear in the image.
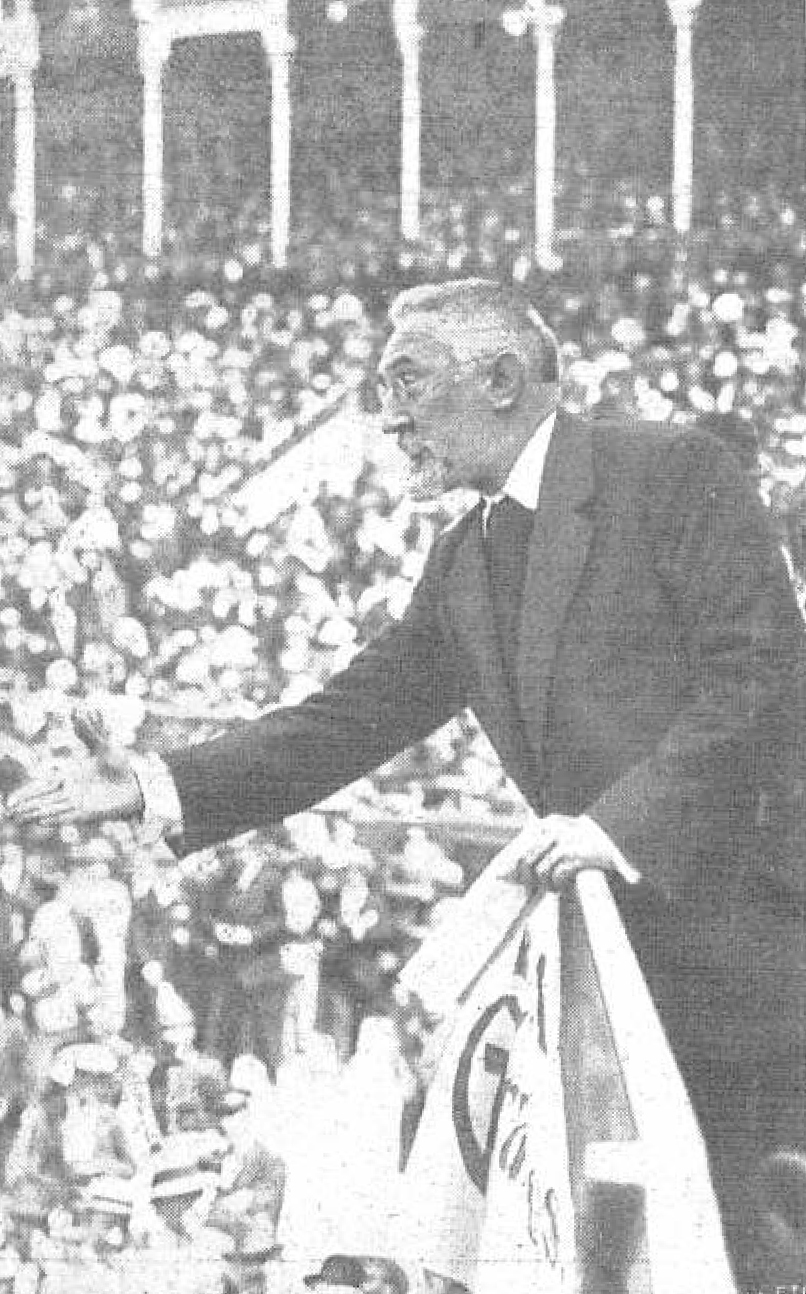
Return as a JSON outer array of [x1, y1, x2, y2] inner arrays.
[[484, 351, 525, 411]]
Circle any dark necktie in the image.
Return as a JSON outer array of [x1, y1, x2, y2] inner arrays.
[[485, 495, 534, 686]]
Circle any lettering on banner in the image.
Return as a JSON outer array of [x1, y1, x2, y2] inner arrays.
[[453, 926, 572, 1278], [450, 931, 550, 1191], [451, 992, 524, 1195]]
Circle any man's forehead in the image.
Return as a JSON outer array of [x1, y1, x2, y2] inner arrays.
[[384, 304, 515, 366]]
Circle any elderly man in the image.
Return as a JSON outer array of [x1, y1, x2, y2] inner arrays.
[[7, 278, 806, 1284]]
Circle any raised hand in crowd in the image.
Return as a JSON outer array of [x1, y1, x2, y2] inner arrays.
[[3, 707, 143, 829]]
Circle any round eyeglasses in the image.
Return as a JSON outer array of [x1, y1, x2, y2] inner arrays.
[[376, 357, 483, 408]]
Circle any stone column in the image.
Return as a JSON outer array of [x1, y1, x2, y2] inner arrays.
[[668, 0, 702, 236], [137, 16, 172, 260], [528, 0, 565, 271], [393, 0, 423, 243], [262, 1, 294, 270], [0, 0, 40, 280]]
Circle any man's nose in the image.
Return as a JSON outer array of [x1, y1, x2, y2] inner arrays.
[[382, 413, 415, 437]]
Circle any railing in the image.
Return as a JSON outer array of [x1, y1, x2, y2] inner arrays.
[[571, 871, 735, 1293], [400, 825, 736, 1294]]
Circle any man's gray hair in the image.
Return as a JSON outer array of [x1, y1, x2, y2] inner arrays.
[[389, 278, 560, 384]]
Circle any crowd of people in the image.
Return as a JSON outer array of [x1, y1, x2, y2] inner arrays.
[[0, 169, 802, 1288]]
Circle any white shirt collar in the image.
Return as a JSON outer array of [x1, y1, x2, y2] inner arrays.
[[482, 410, 557, 523]]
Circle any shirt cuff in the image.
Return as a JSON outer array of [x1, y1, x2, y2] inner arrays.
[[129, 752, 184, 845], [579, 814, 642, 885]]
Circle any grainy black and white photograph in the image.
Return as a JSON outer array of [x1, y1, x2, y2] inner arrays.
[[0, 0, 802, 1290]]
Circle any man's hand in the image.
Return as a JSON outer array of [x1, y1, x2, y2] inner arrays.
[[3, 707, 143, 829], [512, 812, 640, 889]]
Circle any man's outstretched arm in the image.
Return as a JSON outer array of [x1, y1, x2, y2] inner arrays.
[[166, 576, 466, 854], [5, 547, 467, 853]]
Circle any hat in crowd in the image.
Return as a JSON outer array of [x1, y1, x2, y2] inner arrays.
[[304, 1255, 409, 1291], [304, 1256, 367, 1288]]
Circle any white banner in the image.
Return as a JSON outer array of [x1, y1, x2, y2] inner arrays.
[[404, 893, 575, 1293]]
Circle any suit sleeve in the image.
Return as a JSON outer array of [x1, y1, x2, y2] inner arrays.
[[165, 541, 466, 856], [586, 434, 806, 901]]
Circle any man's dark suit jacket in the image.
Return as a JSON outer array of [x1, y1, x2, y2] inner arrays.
[[166, 413, 806, 1072]]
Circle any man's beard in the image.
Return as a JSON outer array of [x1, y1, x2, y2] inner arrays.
[[407, 445, 450, 501], [391, 417, 452, 501]]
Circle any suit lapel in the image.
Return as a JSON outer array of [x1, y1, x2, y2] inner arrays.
[[445, 505, 532, 779], [517, 413, 596, 765]]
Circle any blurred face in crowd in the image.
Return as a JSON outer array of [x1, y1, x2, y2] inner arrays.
[[378, 311, 542, 501]]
